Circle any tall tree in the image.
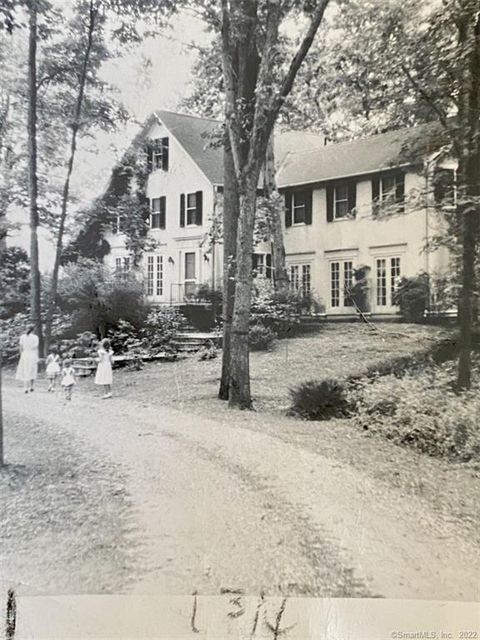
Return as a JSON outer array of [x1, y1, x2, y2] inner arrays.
[[26, 0, 43, 351], [221, 0, 331, 409]]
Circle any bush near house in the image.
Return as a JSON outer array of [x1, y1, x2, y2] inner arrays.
[[393, 273, 430, 323], [108, 307, 186, 356], [251, 283, 318, 337], [347, 361, 480, 461], [249, 324, 276, 351], [57, 258, 147, 337]]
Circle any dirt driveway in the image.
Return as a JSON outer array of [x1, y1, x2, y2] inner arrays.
[[1, 372, 478, 603]]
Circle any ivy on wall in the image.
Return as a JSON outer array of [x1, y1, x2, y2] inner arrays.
[[63, 143, 154, 266]]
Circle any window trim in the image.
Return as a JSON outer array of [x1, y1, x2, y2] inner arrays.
[[146, 254, 164, 297], [292, 191, 307, 226], [329, 260, 354, 309], [333, 184, 350, 220]]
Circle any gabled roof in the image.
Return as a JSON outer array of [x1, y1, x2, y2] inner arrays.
[[276, 122, 439, 188], [146, 110, 441, 189], [150, 110, 328, 185]]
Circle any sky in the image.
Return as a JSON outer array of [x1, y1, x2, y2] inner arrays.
[[8, 8, 210, 269]]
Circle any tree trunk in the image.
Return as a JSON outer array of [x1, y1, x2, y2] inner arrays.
[[229, 173, 259, 409], [44, 0, 97, 352], [264, 135, 289, 291], [456, 8, 480, 390], [27, 0, 43, 354], [219, 142, 239, 400]]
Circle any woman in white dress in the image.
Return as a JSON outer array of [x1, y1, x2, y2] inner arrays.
[[15, 325, 39, 393], [94, 338, 113, 399]]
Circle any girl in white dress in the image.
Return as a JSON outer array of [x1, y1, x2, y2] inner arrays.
[[45, 347, 61, 392], [61, 359, 76, 401], [95, 338, 113, 399], [15, 326, 39, 393]]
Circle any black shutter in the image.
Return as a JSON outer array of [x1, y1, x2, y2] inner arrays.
[[348, 181, 357, 218], [145, 143, 152, 173], [160, 196, 166, 229], [161, 137, 169, 171], [252, 253, 258, 276], [326, 184, 334, 222], [396, 173, 405, 213], [266, 253, 272, 279], [305, 189, 313, 225], [180, 193, 185, 227], [195, 190, 203, 225], [371, 176, 380, 216], [285, 191, 292, 227]]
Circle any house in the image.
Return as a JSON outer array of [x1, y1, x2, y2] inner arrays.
[[103, 110, 453, 317]]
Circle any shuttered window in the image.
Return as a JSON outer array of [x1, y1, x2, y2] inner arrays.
[[150, 196, 166, 229], [285, 189, 312, 227], [180, 191, 203, 227], [327, 181, 356, 221]]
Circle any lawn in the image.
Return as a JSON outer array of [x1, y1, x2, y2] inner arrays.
[[98, 322, 445, 415]]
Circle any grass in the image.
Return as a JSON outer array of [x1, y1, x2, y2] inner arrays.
[[100, 322, 444, 415]]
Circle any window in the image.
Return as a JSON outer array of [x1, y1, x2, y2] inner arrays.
[[285, 189, 312, 227], [150, 197, 166, 229], [146, 255, 163, 296], [184, 252, 196, 297], [253, 253, 272, 279], [343, 261, 353, 306], [331, 262, 340, 308], [113, 212, 122, 234], [326, 181, 356, 221], [334, 184, 349, 219], [290, 265, 300, 292], [302, 264, 311, 295], [148, 137, 169, 172], [187, 193, 199, 226], [254, 253, 265, 276], [375, 256, 401, 307], [115, 256, 130, 274], [293, 191, 307, 225], [330, 261, 354, 308], [180, 191, 203, 227]]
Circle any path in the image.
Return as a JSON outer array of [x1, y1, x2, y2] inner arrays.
[[1, 378, 478, 601]]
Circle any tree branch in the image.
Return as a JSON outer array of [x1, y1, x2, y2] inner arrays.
[[401, 63, 449, 128]]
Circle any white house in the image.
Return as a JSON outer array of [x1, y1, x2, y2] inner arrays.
[[103, 110, 453, 317]]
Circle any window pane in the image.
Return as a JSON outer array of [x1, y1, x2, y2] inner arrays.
[[156, 256, 163, 296], [147, 256, 154, 296], [151, 213, 161, 229], [391, 257, 401, 302], [290, 265, 299, 291], [335, 200, 349, 218], [187, 193, 197, 208], [185, 252, 196, 280], [376, 259, 387, 306], [343, 261, 353, 306], [152, 198, 161, 213], [335, 184, 348, 201], [331, 262, 340, 307], [302, 264, 311, 295]]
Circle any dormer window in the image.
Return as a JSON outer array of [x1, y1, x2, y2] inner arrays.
[[146, 137, 169, 172]]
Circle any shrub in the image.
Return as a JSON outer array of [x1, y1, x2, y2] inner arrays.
[[249, 324, 276, 351], [393, 273, 430, 323], [107, 307, 186, 356], [289, 378, 351, 420], [251, 282, 316, 337], [58, 258, 147, 337], [348, 362, 480, 461]]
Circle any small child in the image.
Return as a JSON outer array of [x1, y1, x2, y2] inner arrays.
[[94, 338, 113, 399], [61, 359, 76, 401], [45, 346, 61, 392]]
